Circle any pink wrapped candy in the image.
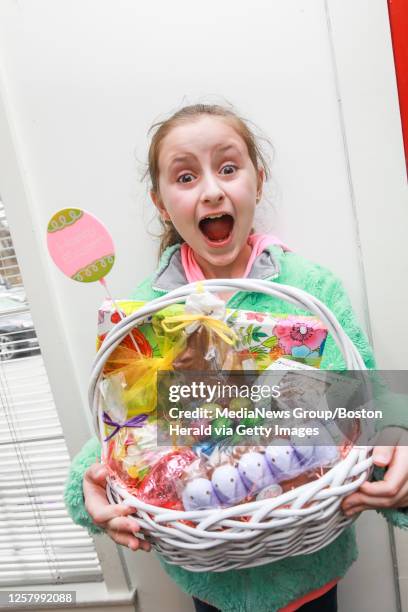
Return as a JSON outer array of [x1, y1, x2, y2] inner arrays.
[[136, 449, 196, 509]]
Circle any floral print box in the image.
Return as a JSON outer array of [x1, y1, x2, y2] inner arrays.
[[224, 309, 327, 369], [97, 300, 328, 369]]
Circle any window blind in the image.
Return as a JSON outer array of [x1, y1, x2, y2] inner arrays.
[[0, 202, 102, 586]]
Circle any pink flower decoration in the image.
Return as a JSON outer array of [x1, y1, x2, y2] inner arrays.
[[246, 311, 265, 323], [273, 318, 327, 354]]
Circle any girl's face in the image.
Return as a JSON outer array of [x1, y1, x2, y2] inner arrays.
[[151, 116, 263, 271]]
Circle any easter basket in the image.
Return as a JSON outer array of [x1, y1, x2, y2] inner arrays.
[[89, 278, 373, 572]]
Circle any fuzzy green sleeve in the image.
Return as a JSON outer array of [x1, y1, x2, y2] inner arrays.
[[63, 436, 105, 535], [317, 271, 408, 529]]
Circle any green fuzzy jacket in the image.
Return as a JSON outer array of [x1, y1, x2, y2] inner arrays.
[[64, 243, 408, 612]]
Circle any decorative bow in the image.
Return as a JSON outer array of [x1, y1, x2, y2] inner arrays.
[[161, 314, 238, 346], [102, 411, 148, 442]]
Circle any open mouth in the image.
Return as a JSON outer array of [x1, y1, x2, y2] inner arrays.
[[198, 213, 234, 243]]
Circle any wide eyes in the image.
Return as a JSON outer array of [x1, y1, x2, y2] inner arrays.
[[176, 164, 237, 184], [177, 173, 195, 184], [219, 164, 237, 175]]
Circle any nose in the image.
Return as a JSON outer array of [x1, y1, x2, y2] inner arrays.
[[200, 172, 225, 205]]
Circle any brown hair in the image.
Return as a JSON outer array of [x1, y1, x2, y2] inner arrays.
[[143, 104, 272, 260]]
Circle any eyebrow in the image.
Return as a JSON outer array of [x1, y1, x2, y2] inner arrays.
[[168, 144, 242, 169]]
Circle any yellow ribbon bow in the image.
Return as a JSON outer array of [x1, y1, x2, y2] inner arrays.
[[161, 313, 238, 346], [104, 336, 185, 416]]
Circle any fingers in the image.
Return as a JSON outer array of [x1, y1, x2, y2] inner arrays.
[[342, 465, 408, 515], [364, 445, 408, 496], [344, 491, 400, 510], [372, 446, 395, 467], [82, 462, 136, 525], [87, 501, 137, 527], [82, 462, 151, 551], [371, 426, 408, 467], [106, 516, 150, 552], [358, 478, 402, 498], [137, 539, 152, 552], [84, 462, 108, 485], [372, 428, 408, 467], [341, 434, 408, 517], [105, 526, 151, 552], [107, 515, 141, 534], [343, 505, 367, 516]]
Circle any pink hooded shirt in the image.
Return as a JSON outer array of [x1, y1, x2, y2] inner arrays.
[[180, 233, 291, 282]]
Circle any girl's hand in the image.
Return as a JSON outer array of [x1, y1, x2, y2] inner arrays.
[[342, 427, 408, 517], [83, 461, 151, 552]]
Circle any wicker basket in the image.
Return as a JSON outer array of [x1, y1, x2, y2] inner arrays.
[[89, 278, 373, 572]]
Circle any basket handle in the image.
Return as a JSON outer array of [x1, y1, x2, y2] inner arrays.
[[89, 278, 366, 439]]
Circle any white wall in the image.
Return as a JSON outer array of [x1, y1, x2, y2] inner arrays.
[[0, 1, 407, 611]]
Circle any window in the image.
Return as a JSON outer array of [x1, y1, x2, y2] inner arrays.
[[0, 201, 102, 585]]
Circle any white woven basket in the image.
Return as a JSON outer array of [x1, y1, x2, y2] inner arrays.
[[89, 278, 373, 572]]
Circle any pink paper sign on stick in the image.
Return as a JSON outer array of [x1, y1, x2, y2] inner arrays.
[[47, 208, 115, 282]]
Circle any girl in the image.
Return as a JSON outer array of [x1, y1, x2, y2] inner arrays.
[[65, 104, 408, 612]]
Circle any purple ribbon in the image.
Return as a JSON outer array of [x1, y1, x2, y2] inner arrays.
[[102, 411, 148, 442]]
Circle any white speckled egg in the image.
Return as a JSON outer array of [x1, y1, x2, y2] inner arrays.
[[211, 464, 247, 505], [265, 442, 301, 479], [238, 451, 276, 492], [181, 478, 220, 511]]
